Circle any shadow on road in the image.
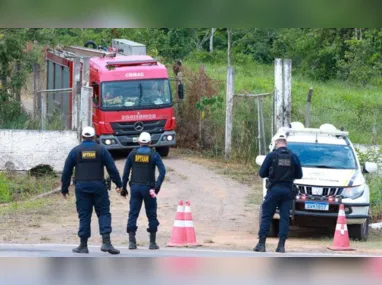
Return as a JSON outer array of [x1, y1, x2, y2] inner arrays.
[[289, 225, 334, 239]]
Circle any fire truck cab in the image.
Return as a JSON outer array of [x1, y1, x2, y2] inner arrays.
[[46, 39, 183, 157]]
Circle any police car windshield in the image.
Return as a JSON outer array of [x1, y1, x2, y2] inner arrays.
[[101, 79, 172, 110], [287, 142, 357, 169]]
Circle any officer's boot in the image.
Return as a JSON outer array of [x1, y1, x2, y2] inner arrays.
[[148, 232, 159, 250], [101, 234, 120, 255], [128, 232, 137, 250], [276, 238, 286, 253], [253, 236, 266, 252], [72, 238, 89, 254]]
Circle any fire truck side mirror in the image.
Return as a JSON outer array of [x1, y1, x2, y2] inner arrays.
[[178, 83, 184, 100]]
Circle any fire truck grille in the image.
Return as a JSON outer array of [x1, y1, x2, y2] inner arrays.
[[111, 120, 166, 135]]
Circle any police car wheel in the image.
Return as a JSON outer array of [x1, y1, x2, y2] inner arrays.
[[156, 147, 170, 157], [348, 217, 369, 241]]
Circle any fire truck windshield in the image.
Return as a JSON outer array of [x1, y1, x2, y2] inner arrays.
[[101, 79, 172, 110]]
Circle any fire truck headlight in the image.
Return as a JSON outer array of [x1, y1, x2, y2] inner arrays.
[[105, 139, 112, 145], [167, 135, 173, 141]]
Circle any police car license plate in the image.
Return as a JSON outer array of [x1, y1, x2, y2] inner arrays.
[[132, 137, 139, 143], [305, 201, 329, 211]]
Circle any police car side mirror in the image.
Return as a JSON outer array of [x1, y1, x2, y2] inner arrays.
[[364, 162, 378, 174], [256, 155, 266, 166]]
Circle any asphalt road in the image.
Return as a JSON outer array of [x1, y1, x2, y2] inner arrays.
[[0, 243, 378, 257]]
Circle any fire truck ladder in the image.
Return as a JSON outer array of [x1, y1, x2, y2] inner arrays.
[[62, 46, 116, 58]]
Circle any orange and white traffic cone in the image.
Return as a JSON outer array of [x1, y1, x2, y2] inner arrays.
[[167, 201, 187, 247], [328, 204, 355, 251], [184, 201, 199, 247]]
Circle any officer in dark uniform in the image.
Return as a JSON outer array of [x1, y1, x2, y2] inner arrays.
[[61, 126, 122, 254], [119, 131, 166, 250], [253, 133, 303, 253]]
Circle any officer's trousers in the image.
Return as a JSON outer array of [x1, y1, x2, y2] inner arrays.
[[258, 186, 293, 240], [75, 182, 111, 238], [127, 184, 159, 233]]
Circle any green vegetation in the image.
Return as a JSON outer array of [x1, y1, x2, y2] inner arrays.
[[179, 56, 382, 156], [0, 171, 59, 204]]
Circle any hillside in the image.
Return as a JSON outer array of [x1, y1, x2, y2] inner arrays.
[[182, 59, 382, 146]]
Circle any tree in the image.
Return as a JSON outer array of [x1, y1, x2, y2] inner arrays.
[[192, 29, 213, 50], [210, 28, 216, 53]]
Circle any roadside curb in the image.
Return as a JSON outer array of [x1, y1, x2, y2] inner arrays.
[[369, 222, 382, 230]]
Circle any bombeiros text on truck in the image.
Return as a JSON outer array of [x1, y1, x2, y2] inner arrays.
[[45, 38, 184, 157]]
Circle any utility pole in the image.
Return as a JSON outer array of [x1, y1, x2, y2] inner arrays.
[[274, 58, 292, 131], [225, 66, 234, 160]]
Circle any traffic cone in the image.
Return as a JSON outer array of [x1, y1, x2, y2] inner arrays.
[[328, 204, 355, 251], [167, 201, 187, 247], [184, 201, 199, 247]]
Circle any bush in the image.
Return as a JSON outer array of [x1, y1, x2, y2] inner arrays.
[[368, 174, 382, 221], [0, 172, 59, 204], [0, 173, 11, 203], [355, 147, 382, 222], [185, 50, 226, 64]]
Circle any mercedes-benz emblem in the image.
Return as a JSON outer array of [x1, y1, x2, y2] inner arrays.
[[134, 121, 144, 132]]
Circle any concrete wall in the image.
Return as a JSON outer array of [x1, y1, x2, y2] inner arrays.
[[0, 130, 78, 172]]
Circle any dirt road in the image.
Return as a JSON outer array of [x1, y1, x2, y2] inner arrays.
[[1, 149, 381, 255]]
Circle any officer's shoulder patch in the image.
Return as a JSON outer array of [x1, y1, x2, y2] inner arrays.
[[278, 158, 291, 166], [82, 151, 97, 159], [135, 154, 150, 163]]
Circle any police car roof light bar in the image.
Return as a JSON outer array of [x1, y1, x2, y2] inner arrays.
[[279, 127, 349, 137]]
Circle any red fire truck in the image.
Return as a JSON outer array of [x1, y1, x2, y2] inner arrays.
[[45, 39, 183, 157]]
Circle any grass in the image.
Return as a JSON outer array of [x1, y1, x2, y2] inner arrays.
[[183, 59, 382, 145], [0, 199, 49, 216], [0, 171, 60, 204]]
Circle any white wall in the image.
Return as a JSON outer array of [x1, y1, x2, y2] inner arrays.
[[0, 130, 78, 172]]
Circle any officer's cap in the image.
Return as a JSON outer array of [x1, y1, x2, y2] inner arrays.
[[82, 126, 95, 138], [275, 133, 287, 141], [139, 132, 151, 144]]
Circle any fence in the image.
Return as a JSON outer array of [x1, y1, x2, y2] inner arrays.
[[175, 65, 274, 163]]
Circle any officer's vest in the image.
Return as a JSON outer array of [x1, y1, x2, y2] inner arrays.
[[131, 148, 156, 187], [270, 148, 295, 183], [75, 144, 104, 181]]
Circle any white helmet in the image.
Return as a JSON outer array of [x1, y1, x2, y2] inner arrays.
[[138, 132, 151, 144], [276, 132, 287, 141], [82, 126, 95, 138]]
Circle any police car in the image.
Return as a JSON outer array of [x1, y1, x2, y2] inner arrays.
[[256, 122, 378, 241]]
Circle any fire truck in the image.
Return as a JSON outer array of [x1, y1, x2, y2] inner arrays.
[[45, 39, 183, 157]]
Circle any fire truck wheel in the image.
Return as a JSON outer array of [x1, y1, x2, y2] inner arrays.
[[156, 147, 170, 157]]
